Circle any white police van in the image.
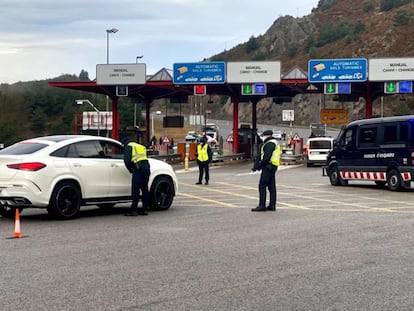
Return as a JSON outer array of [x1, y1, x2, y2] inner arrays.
[[325, 115, 414, 191]]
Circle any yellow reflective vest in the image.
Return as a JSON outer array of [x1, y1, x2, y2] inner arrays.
[[197, 144, 209, 162], [128, 142, 148, 163], [261, 139, 281, 166]]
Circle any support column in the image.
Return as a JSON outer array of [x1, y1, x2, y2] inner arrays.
[[365, 82, 373, 119], [250, 97, 259, 158], [111, 97, 119, 141], [232, 95, 239, 153], [145, 101, 151, 144]]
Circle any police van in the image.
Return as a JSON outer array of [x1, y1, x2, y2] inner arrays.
[[325, 115, 414, 191]]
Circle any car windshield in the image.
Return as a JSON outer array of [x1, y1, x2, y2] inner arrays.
[[0, 142, 48, 155]]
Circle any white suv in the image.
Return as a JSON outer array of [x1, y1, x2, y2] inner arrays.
[[0, 135, 178, 219], [306, 137, 334, 167]]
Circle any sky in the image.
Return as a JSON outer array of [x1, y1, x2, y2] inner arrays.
[[0, 0, 319, 84]]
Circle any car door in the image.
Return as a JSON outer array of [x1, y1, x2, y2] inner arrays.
[[99, 141, 131, 197], [66, 140, 110, 198]]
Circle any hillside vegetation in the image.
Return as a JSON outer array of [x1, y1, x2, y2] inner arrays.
[[1, 0, 414, 146]]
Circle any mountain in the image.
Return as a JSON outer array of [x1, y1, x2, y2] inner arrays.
[[207, 0, 414, 127]]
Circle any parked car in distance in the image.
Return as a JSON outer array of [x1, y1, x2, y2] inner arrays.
[[0, 135, 178, 219], [185, 131, 199, 142], [272, 129, 282, 140], [306, 136, 334, 167]]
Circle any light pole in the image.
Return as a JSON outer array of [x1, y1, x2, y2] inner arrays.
[[76, 99, 101, 136], [105, 28, 118, 137], [106, 28, 118, 64], [136, 55, 143, 63]]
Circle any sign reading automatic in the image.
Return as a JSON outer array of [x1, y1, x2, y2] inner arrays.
[[308, 58, 367, 83]]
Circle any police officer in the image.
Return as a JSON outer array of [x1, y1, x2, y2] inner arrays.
[[195, 135, 213, 185], [251, 130, 281, 212], [123, 137, 151, 216]]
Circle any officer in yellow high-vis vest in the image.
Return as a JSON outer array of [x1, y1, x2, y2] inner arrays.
[[123, 137, 151, 216], [195, 135, 213, 185], [251, 130, 281, 212]]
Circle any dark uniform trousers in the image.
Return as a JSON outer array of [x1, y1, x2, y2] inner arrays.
[[198, 161, 210, 183], [259, 164, 278, 208], [131, 164, 150, 210]]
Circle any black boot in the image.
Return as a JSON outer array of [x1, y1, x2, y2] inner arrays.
[[251, 206, 266, 212]]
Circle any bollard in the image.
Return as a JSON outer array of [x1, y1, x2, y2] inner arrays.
[[184, 156, 189, 171]]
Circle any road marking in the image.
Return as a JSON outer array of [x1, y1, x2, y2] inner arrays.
[[178, 192, 237, 208]]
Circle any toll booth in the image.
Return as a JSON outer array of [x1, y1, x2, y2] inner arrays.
[[119, 127, 147, 146], [238, 124, 259, 158]]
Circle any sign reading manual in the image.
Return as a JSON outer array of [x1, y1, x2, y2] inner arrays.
[[173, 62, 226, 84]]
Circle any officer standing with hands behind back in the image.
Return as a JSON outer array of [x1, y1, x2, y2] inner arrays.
[[195, 135, 213, 185], [251, 130, 281, 212], [122, 137, 151, 216]]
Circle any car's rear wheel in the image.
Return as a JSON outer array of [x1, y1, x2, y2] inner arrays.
[[47, 181, 81, 219], [149, 176, 174, 210], [0, 206, 23, 219]]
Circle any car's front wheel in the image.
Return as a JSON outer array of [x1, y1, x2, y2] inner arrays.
[[0, 206, 23, 219], [47, 181, 81, 219], [149, 176, 174, 210]]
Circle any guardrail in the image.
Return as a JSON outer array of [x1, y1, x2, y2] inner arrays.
[[211, 153, 246, 164]]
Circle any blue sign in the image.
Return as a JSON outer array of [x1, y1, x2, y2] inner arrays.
[[173, 62, 226, 84], [338, 82, 351, 94], [308, 58, 367, 83], [254, 83, 267, 95], [399, 81, 413, 93]]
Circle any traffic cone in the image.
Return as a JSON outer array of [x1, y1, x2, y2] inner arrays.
[[14, 208, 22, 239]]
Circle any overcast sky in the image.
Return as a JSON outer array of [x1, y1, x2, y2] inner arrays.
[[0, 0, 318, 84]]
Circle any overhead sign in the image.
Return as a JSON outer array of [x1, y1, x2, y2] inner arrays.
[[324, 82, 351, 94], [282, 110, 294, 122], [369, 58, 414, 81], [227, 61, 281, 83], [173, 62, 226, 84], [241, 83, 267, 95], [194, 85, 206, 96], [96, 64, 146, 85], [82, 111, 112, 130], [320, 109, 348, 124], [384, 81, 413, 94], [308, 58, 367, 83]]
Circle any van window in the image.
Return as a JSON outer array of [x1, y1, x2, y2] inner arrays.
[[358, 126, 378, 148], [340, 128, 353, 147], [384, 123, 409, 145], [400, 123, 409, 142], [384, 124, 397, 143]]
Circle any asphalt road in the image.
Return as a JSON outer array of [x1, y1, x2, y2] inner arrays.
[[2, 162, 414, 310]]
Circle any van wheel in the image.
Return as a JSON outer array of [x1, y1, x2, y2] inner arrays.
[[329, 166, 342, 186], [387, 169, 402, 191]]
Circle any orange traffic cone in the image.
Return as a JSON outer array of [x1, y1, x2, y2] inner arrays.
[[14, 208, 22, 239]]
